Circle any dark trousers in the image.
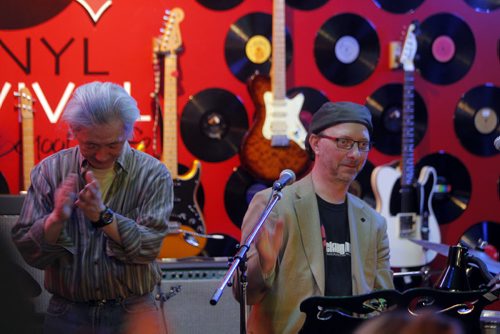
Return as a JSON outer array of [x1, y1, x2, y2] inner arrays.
[[43, 293, 165, 334]]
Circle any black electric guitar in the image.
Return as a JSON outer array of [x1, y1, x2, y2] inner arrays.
[[153, 8, 206, 258], [371, 22, 440, 268], [239, 0, 310, 182]]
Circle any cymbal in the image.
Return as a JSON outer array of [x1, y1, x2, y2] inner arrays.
[[410, 239, 500, 274]]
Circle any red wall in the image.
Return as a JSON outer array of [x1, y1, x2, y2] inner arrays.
[[1, 0, 499, 264]]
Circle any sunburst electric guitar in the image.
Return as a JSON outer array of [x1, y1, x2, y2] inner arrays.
[[239, 0, 310, 182], [16, 87, 35, 193], [371, 22, 440, 268], [154, 8, 206, 258]]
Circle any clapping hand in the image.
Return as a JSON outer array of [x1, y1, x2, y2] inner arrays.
[[75, 170, 105, 222]]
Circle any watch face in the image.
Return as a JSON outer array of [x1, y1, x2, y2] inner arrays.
[[101, 208, 114, 224], [93, 207, 114, 227]]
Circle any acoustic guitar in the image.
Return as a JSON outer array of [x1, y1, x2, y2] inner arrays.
[[153, 8, 206, 258], [371, 22, 440, 268], [239, 0, 310, 183]]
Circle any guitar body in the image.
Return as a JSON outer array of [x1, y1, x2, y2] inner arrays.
[[371, 164, 440, 267], [240, 74, 310, 182], [159, 160, 206, 258]]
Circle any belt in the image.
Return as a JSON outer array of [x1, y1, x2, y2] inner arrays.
[[85, 297, 124, 306]]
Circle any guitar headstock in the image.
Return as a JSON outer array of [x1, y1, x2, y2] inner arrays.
[[400, 21, 419, 72], [157, 8, 185, 55], [15, 87, 34, 120]]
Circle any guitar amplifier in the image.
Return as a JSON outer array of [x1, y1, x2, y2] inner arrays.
[[156, 258, 240, 334], [0, 195, 50, 314]]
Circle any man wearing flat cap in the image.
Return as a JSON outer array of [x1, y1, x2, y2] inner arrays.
[[233, 101, 394, 334]]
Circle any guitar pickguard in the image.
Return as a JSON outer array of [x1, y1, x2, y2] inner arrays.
[[261, 91, 307, 149], [372, 164, 440, 268], [159, 160, 206, 258]]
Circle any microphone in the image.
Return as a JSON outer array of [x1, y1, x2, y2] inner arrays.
[[272, 169, 296, 191], [494, 135, 500, 151]]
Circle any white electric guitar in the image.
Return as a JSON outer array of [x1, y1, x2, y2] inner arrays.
[[371, 22, 440, 268]]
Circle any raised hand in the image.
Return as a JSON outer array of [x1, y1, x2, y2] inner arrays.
[[76, 170, 105, 222], [52, 173, 78, 222], [255, 214, 284, 276]]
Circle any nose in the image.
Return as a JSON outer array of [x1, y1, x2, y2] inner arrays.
[[347, 143, 362, 157], [94, 147, 110, 162]]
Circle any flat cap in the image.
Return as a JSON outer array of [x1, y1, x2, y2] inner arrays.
[[305, 101, 373, 158]]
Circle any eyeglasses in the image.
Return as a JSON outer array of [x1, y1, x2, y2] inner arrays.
[[317, 134, 372, 152]]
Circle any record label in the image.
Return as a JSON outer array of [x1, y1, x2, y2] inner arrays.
[[224, 12, 293, 83], [432, 36, 455, 63], [454, 84, 500, 156], [417, 13, 475, 85], [245, 35, 271, 64], [335, 36, 360, 64], [180, 88, 249, 162], [314, 13, 380, 86]]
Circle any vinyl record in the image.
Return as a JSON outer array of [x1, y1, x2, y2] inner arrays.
[[180, 88, 249, 162], [416, 13, 475, 85], [372, 0, 425, 14], [196, 0, 243, 10], [349, 160, 376, 208], [415, 152, 471, 224], [0, 0, 71, 29], [224, 167, 269, 228], [461, 221, 500, 252], [224, 12, 293, 83], [314, 13, 380, 86], [286, 0, 328, 10], [454, 84, 500, 156], [366, 83, 428, 156], [464, 0, 500, 12], [287, 86, 329, 131]]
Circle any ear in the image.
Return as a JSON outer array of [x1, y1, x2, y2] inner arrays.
[[309, 134, 320, 153]]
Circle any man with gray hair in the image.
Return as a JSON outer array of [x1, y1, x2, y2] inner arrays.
[[234, 101, 394, 334], [12, 81, 173, 333]]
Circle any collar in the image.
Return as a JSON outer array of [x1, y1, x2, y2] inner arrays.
[[77, 141, 131, 177]]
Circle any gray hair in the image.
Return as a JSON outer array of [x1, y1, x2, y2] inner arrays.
[[63, 81, 139, 139]]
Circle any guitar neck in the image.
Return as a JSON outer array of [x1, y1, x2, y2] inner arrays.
[[271, 0, 286, 102], [22, 116, 34, 191], [161, 54, 179, 178], [401, 70, 415, 188]]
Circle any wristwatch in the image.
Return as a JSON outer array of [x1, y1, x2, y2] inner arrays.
[[92, 206, 114, 228]]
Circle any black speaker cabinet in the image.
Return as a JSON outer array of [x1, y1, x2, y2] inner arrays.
[[157, 259, 240, 334], [0, 214, 50, 313]]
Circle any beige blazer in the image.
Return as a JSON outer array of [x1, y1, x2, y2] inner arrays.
[[234, 174, 394, 334]]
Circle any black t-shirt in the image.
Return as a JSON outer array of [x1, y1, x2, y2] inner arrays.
[[317, 195, 352, 296]]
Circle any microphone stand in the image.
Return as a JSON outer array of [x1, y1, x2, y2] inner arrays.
[[210, 188, 284, 334]]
